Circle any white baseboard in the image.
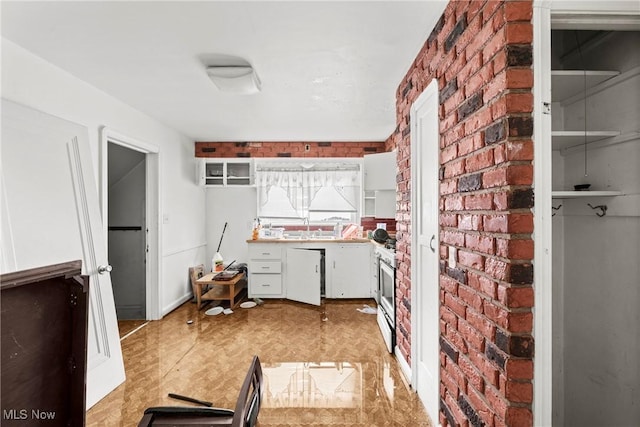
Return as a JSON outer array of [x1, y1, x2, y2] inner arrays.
[[395, 345, 412, 385], [162, 293, 193, 317]]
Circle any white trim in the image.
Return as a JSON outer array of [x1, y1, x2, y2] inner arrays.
[[395, 345, 412, 384], [100, 127, 162, 320], [162, 293, 193, 317], [410, 79, 440, 422], [533, 3, 554, 427]]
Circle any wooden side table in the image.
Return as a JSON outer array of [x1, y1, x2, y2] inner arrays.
[[195, 272, 246, 310]]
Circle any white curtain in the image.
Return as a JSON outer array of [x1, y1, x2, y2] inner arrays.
[[256, 163, 360, 219]]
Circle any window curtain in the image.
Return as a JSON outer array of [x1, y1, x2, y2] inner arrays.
[[256, 163, 360, 219]]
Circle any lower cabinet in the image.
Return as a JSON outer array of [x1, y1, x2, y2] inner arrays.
[[327, 244, 372, 299], [248, 242, 373, 305], [248, 244, 285, 298]]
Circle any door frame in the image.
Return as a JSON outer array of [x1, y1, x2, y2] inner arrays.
[[532, 2, 640, 426], [100, 127, 162, 320], [410, 79, 440, 421]]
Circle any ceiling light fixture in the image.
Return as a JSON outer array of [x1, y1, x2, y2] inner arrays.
[[206, 65, 261, 94]]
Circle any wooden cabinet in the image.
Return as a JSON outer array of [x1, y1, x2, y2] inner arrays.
[[326, 244, 372, 298], [198, 158, 253, 186], [285, 248, 322, 305], [248, 244, 284, 298]]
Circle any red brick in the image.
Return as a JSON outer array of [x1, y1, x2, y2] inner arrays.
[[464, 193, 493, 210], [442, 143, 458, 163], [484, 70, 507, 103], [505, 93, 533, 113], [441, 179, 458, 195], [506, 22, 533, 44], [485, 257, 509, 281], [458, 134, 484, 156], [458, 250, 485, 271], [465, 149, 495, 173], [482, 168, 508, 188], [505, 1, 533, 21], [441, 369, 461, 398], [466, 308, 496, 341], [497, 285, 534, 308], [506, 139, 534, 160], [483, 300, 509, 329], [464, 106, 494, 136], [459, 214, 482, 231], [494, 143, 507, 164], [442, 230, 466, 246], [469, 349, 499, 387], [465, 234, 495, 255], [508, 311, 533, 333], [467, 384, 494, 427], [459, 318, 486, 351], [483, 27, 506, 63], [493, 191, 509, 211], [507, 164, 533, 185], [441, 306, 459, 329], [496, 238, 534, 259], [485, 385, 509, 420], [508, 213, 533, 233], [460, 356, 485, 393], [441, 213, 458, 227], [506, 68, 533, 89], [505, 359, 533, 380], [444, 284, 466, 312], [446, 326, 469, 354], [459, 284, 484, 311], [445, 195, 464, 211], [484, 214, 508, 233], [506, 407, 533, 426], [445, 158, 466, 179], [445, 391, 470, 427]]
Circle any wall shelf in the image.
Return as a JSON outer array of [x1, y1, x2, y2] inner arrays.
[[552, 191, 623, 199], [552, 131, 621, 150]]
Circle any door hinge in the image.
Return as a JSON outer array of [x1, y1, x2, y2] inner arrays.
[[70, 292, 78, 307], [543, 102, 551, 115]]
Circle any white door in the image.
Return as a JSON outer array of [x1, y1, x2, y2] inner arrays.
[[286, 248, 321, 305], [410, 80, 440, 421], [329, 245, 371, 298], [1, 100, 125, 408]]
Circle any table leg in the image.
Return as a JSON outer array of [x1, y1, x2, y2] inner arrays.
[[229, 282, 235, 308], [196, 283, 202, 310]]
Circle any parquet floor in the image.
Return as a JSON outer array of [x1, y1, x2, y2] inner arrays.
[[87, 299, 433, 426]]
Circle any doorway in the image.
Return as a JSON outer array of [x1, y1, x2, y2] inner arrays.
[[410, 79, 440, 422], [100, 127, 161, 321], [107, 143, 146, 320], [533, 3, 640, 426]]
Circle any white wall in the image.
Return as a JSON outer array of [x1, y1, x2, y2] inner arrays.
[[205, 186, 257, 271], [1, 38, 207, 316]]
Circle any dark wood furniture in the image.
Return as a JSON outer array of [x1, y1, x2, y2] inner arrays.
[[1, 260, 89, 427], [138, 355, 263, 427]]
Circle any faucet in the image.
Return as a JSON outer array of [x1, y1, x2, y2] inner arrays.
[[302, 217, 310, 237]]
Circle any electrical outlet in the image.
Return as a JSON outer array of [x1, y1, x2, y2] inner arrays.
[[304, 144, 311, 152]]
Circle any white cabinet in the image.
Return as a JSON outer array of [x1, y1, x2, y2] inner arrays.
[[364, 151, 396, 190], [327, 244, 372, 298], [285, 248, 321, 306], [198, 158, 253, 186], [248, 244, 284, 298]]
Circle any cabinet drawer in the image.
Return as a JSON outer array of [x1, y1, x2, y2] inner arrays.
[[249, 245, 282, 260], [251, 261, 281, 274], [250, 274, 282, 295]]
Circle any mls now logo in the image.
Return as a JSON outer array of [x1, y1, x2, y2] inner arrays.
[[3, 409, 56, 420]]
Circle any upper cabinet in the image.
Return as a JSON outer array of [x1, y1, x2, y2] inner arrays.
[[364, 151, 397, 190], [198, 158, 254, 186]]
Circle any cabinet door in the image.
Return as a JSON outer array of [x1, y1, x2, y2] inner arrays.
[[364, 151, 396, 190], [285, 248, 321, 306], [330, 245, 372, 298]]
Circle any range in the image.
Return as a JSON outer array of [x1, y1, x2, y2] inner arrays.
[[374, 242, 396, 353]]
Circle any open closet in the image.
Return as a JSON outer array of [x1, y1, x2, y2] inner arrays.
[[550, 27, 640, 426]]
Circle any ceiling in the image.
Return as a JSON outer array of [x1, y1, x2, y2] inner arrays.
[[1, 1, 447, 142]]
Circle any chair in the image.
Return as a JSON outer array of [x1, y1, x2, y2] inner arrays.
[[138, 355, 264, 427], [189, 264, 205, 301]]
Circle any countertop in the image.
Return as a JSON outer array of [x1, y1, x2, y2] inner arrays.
[[246, 238, 372, 244]]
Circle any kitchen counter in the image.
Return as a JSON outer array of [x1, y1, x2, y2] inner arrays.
[[246, 238, 371, 244]]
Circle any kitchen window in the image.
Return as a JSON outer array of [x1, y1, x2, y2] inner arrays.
[[255, 160, 361, 226]]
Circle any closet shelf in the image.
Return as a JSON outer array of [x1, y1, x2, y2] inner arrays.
[[552, 191, 623, 199], [552, 131, 621, 150], [551, 70, 620, 102]]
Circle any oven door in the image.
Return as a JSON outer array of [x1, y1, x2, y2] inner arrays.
[[378, 258, 395, 326]]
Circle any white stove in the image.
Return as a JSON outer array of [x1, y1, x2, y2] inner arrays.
[[374, 242, 396, 353]]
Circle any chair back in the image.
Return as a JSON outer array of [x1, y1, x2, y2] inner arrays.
[[189, 264, 205, 298], [231, 356, 264, 427]]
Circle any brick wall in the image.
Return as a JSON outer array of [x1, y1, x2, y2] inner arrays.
[[195, 141, 386, 158], [387, 1, 534, 426]]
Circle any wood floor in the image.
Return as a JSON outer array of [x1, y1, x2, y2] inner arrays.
[[87, 299, 433, 426]]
